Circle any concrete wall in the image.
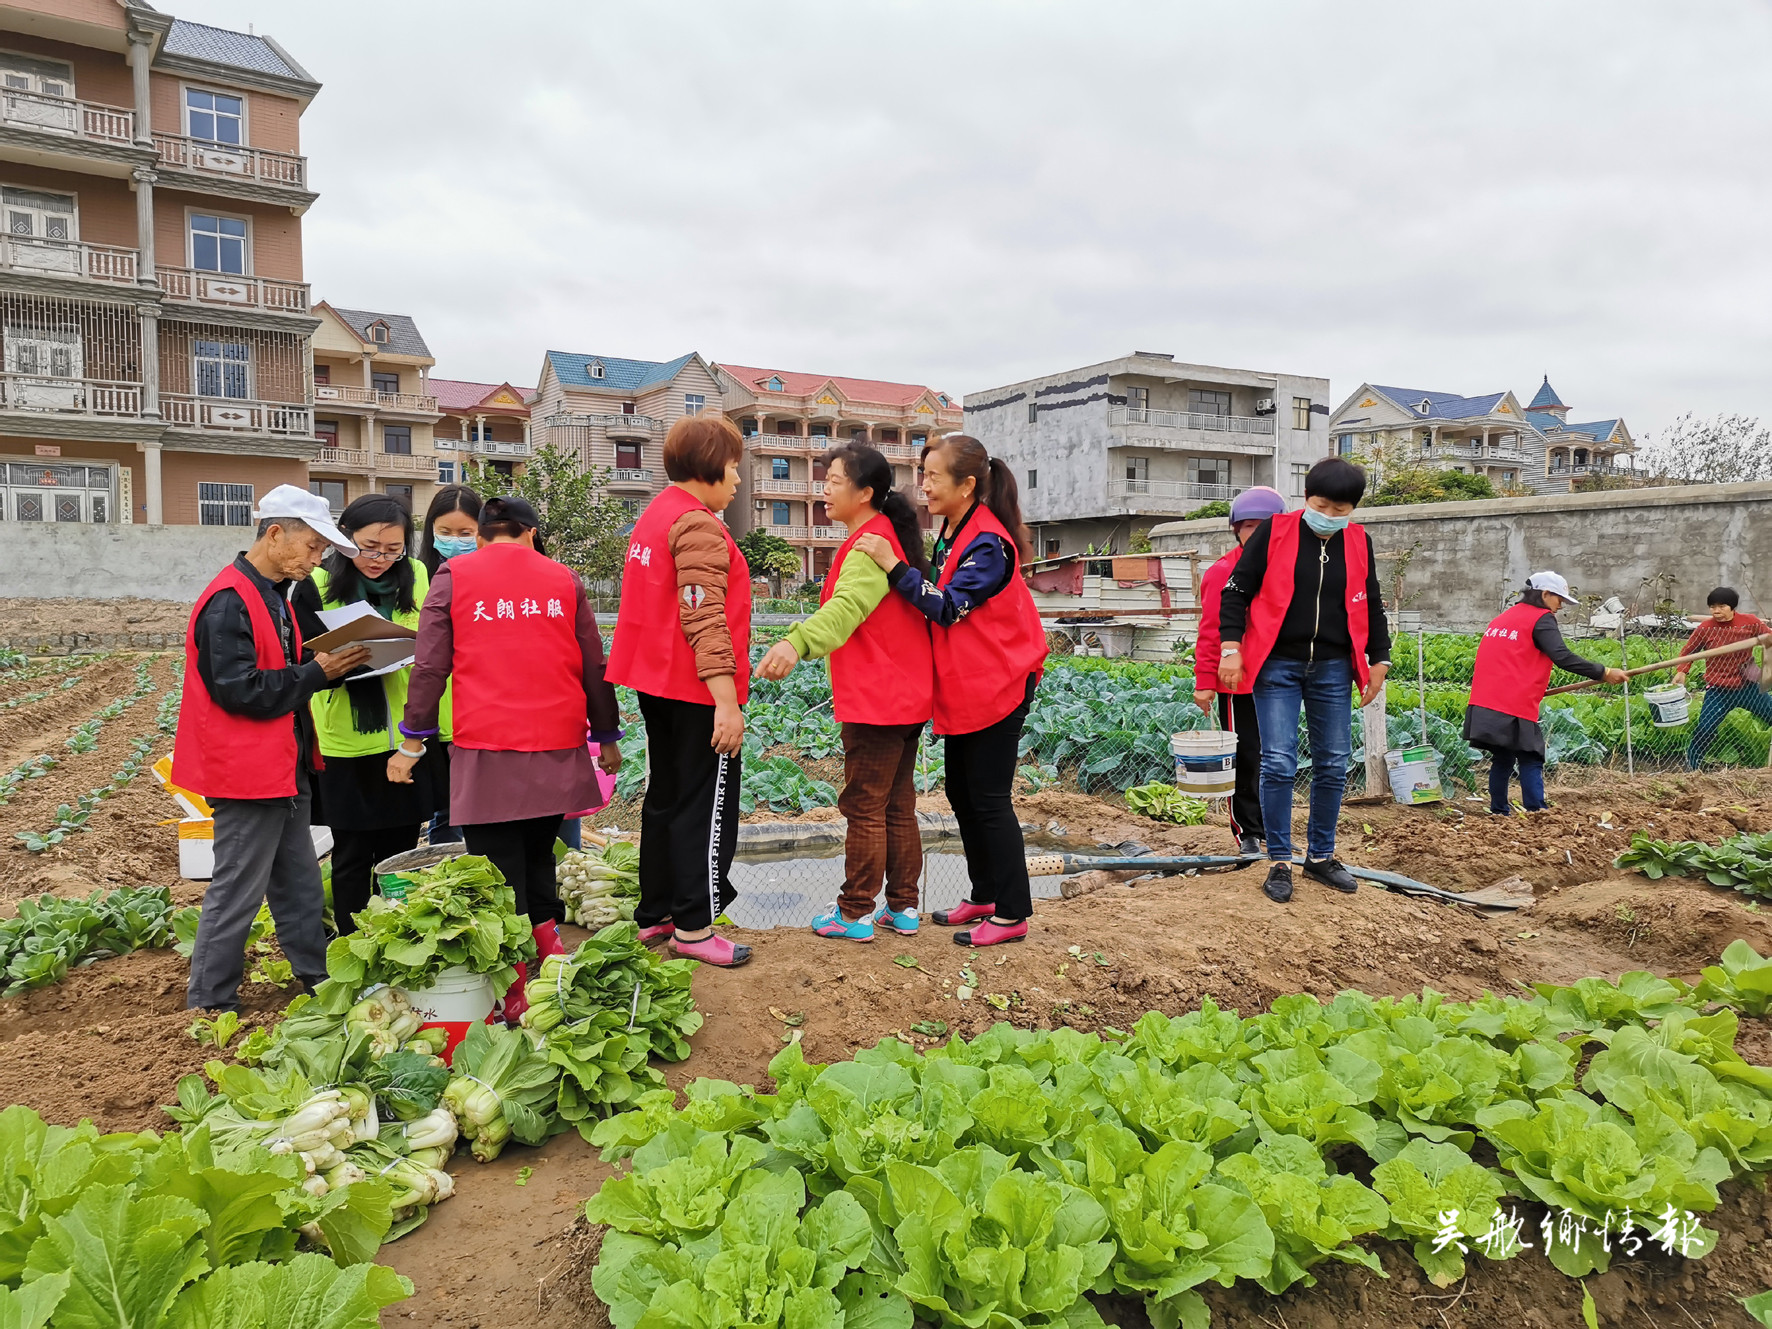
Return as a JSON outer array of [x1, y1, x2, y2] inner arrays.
[[1149, 481, 1772, 630], [0, 522, 249, 602]]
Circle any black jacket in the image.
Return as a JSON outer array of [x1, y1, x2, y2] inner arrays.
[[193, 555, 328, 758], [1217, 519, 1392, 667]]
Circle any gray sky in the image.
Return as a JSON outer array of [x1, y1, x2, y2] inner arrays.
[[177, 0, 1772, 435]]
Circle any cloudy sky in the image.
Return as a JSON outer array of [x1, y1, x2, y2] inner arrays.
[[178, 0, 1772, 436]]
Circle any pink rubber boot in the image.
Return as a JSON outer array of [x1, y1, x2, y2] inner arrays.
[[671, 932, 753, 967], [933, 900, 994, 927], [638, 921, 674, 945], [502, 961, 530, 1025], [533, 919, 567, 960], [955, 918, 1028, 948]]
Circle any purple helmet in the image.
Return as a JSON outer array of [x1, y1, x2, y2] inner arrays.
[[1229, 486, 1287, 527]]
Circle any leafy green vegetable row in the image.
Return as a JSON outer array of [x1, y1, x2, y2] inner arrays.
[[581, 967, 1772, 1329], [1618, 830, 1772, 900], [1, 885, 181, 996]]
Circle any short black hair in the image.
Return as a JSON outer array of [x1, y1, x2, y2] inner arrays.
[[1304, 457, 1367, 506], [1708, 586, 1740, 609]]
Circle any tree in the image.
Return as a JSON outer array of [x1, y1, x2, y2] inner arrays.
[[465, 441, 632, 584], [1364, 467, 1497, 507], [1636, 412, 1772, 484], [736, 529, 801, 592], [1181, 500, 1230, 521]]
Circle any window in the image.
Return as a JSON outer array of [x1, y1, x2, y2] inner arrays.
[[190, 214, 246, 274], [0, 55, 74, 99], [1126, 456, 1149, 483], [198, 481, 253, 527], [6, 326, 78, 379], [1126, 386, 1149, 412], [2, 188, 75, 246], [312, 363, 330, 385], [771, 500, 790, 526], [1290, 463, 1310, 497], [740, 419, 758, 437], [621, 401, 636, 415], [910, 433, 926, 447], [684, 393, 705, 415], [1028, 468, 1038, 490], [1293, 397, 1312, 431], [766, 376, 783, 391], [437, 461, 455, 483], [1045, 539, 1061, 558], [810, 425, 830, 440], [194, 340, 248, 399], [2, 462, 113, 524], [588, 360, 604, 379], [372, 371, 400, 396], [616, 442, 641, 470], [315, 420, 339, 448], [185, 89, 243, 145], [1188, 388, 1231, 417], [1338, 434, 1356, 456], [368, 323, 389, 344], [308, 479, 346, 513], [383, 425, 412, 455], [1187, 457, 1228, 488], [1027, 403, 1038, 424], [770, 457, 790, 480], [384, 484, 413, 508]]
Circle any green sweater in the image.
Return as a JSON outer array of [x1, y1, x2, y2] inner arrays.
[[785, 551, 889, 660]]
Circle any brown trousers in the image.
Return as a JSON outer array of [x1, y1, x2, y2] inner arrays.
[[836, 721, 924, 920]]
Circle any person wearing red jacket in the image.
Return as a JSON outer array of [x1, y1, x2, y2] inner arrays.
[[607, 413, 753, 968], [1464, 571, 1623, 813], [1674, 587, 1772, 769], [854, 433, 1046, 948], [1193, 486, 1288, 856], [175, 485, 370, 1013]]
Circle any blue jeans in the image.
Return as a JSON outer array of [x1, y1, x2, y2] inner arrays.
[[1687, 686, 1772, 768], [559, 817, 583, 851], [1252, 654, 1354, 863], [1488, 748, 1545, 813]]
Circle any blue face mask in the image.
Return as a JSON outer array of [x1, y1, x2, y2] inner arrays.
[[431, 535, 477, 560], [1301, 507, 1349, 536]]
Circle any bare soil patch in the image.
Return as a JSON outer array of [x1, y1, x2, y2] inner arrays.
[[0, 596, 192, 638]]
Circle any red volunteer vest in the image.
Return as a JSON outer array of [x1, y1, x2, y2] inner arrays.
[[606, 486, 752, 706], [1194, 545, 1241, 693], [447, 543, 587, 751], [825, 513, 933, 726], [1238, 510, 1373, 693], [931, 504, 1046, 736], [172, 562, 303, 799], [1469, 602, 1555, 722]]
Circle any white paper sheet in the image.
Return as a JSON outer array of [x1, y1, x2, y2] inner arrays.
[[314, 602, 414, 678]]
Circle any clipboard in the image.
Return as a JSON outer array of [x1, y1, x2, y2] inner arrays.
[[305, 610, 418, 679]]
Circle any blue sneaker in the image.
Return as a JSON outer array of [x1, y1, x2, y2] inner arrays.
[[811, 905, 874, 942], [875, 905, 919, 936]]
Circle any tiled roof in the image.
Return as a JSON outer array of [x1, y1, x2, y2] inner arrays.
[[429, 378, 534, 413], [719, 363, 955, 409], [1563, 419, 1621, 442], [1370, 386, 1509, 422], [1524, 409, 1562, 432], [164, 20, 301, 78], [1528, 376, 1565, 410], [327, 307, 431, 359], [546, 351, 699, 393]]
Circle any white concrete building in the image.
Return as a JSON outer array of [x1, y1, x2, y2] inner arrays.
[[961, 352, 1330, 559]]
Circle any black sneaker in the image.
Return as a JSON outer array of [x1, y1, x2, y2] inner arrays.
[[1263, 863, 1293, 903], [1237, 835, 1263, 858], [1303, 858, 1358, 894]]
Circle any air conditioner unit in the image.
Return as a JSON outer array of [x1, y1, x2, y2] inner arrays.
[[754, 500, 768, 510], [1254, 397, 1274, 414]]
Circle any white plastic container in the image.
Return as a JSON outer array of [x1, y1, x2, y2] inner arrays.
[[395, 965, 495, 1064], [1170, 730, 1238, 797], [1386, 746, 1444, 806], [1643, 684, 1690, 728]]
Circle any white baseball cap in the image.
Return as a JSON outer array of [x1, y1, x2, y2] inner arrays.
[[1526, 570, 1572, 600], [252, 484, 359, 555]]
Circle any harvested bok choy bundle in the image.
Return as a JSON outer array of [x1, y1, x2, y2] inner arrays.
[[520, 921, 702, 1131], [442, 1020, 563, 1162], [556, 839, 640, 928]]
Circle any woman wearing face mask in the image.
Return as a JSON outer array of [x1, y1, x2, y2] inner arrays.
[[754, 443, 934, 942], [417, 485, 481, 845], [1216, 458, 1391, 905], [290, 494, 444, 933], [853, 433, 1046, 948]]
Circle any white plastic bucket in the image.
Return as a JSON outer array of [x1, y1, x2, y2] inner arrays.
[[396, 965, 495, 1064], [1385, 746, 1443, 806], [1171, 730, 1237, 797], [1644, 685, 1690, 728]]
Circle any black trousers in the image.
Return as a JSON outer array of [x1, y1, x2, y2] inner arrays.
[[945, 679, 1035, 921], [330, 823, 422, 935], [634, 692, 742, 933], [463, 814, 564, 927], [1218, 692, 1265, 843]]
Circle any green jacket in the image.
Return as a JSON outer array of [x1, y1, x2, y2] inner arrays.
[[308, 559, 433, 758]]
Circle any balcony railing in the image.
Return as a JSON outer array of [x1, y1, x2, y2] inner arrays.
[[768, 525, 810, 539], [1423, 440, 1526, 462], [752, 477, 810, 495], [0, 237, 136, 285], [610, 468, 654, 484], [157, 265, 310, 314], [0, 91, 132, 146], [379, 452, 435, 474], [1107, 479, 1244, 506], [314, 447, 370, 471], [1553, 462, 1636, 478], [436, 436, 533, 458], [748, 434, 813, 451], [152, 132, 307, 189], [163, 394, 312, 436], [0, 373, 140, 417], [878, 443, 920, 463], [314, 384, 439, 413], [1109, 406, 1277, 436], [809, 525, 844, 541]]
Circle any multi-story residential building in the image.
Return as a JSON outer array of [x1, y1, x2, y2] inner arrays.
[[0, 4, 323, 527], [529, 349, 723, 522], [306, 304, 440, 515], [431, 377, 533, 484], [1326, 377, 1635, 496], [962, 352, 1330, 559], [715, 363, 963, 578]]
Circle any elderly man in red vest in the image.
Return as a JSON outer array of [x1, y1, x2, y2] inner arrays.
[[173, 485, 369, 1013]]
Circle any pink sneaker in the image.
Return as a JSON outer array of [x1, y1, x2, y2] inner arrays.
[[671, 932, 753, 967], [933, 900, 994, 927], [955, 918, 1028, 948], [532, 919, 567, 960], [638, 921, 674, 945]]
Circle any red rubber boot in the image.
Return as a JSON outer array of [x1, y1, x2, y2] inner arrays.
[[501, 961, 530, 1026]]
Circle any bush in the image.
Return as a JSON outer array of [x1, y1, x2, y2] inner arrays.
[[1366, 467, 1498, 507], [1182, 500, 1230, 521]]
